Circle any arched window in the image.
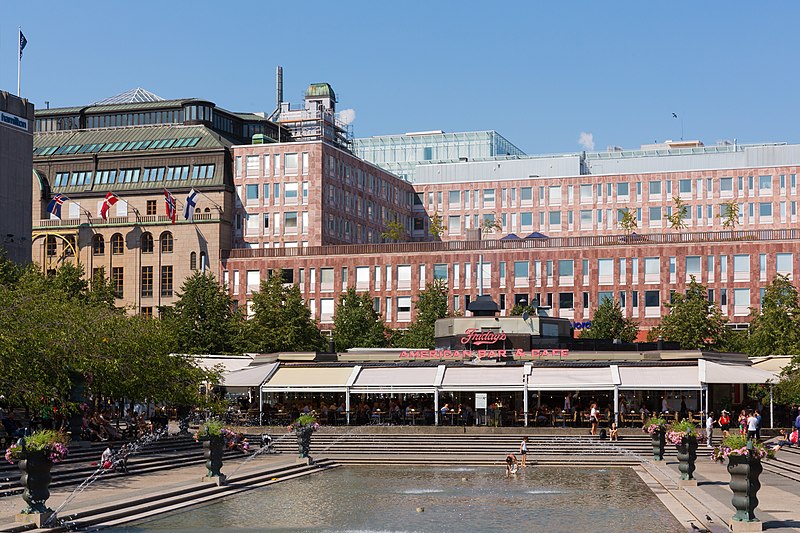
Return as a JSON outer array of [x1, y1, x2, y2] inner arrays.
[[46, 236, 57, 257], [111, 233, 124, 255], [92, 234, 105, 255], [200, 251, 207, 271], [160, 231, 173, 253], [204, 207, 211, 213], [190, 251, 197, 270], [63, 235, 76, 257], [141, 232, 154, 254], [195, 207, 201, 215]]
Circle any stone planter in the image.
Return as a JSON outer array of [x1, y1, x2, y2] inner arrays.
[[19, 451, 53, 514], [295, 426, 314, 458], [651, 429, 665, 461], [203, 436, 224, 478], [676, 436, 698, 480], [727, 454, 762, 523]]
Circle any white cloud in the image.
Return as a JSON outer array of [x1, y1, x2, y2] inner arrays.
[[578, 132, 595, 151], [338, 108, 356, 125]]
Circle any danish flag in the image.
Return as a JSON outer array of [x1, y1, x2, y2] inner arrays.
[[100, 192, 119, 220]]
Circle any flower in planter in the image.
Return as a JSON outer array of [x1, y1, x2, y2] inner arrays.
[[642, 416, 668, 435], [196, 420, 237, 447], [4, 430, 70, 464], [288, 414, 321, 433], [666, 420, 705, 446], [712, 433, 774, 463]]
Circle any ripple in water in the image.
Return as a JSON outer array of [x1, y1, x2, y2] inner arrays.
[[399, 488, 445, 494]]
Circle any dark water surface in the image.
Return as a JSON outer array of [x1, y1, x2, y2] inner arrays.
[[121, 465, 683, 532]]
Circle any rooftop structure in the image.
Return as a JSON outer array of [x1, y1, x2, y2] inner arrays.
[[354, 130, 526, 182], [274, 82, 352, 151]]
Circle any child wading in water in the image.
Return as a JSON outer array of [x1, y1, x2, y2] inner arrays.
[[505, 453, 518, 476]]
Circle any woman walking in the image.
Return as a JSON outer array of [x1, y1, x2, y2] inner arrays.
[[590, 403, 599, 436], [705, 412, 715, 448]]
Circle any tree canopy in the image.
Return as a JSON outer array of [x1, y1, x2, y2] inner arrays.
[[240, 275, 326, 354], [333, 287, 387, 351], [579, 298, 638, 343], [648, 277, 727, 349], [397, 280, 449, 348], [747, 275, 800, 357]]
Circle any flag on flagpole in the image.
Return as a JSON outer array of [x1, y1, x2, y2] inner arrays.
[[46, 193, 68, 219], [19, 30, 27, 60], [164, 189, 177, 224], [100, 191, 119, 220], [184, 189, 198, 220]]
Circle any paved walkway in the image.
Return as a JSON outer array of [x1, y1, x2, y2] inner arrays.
[[638, 448, 800, 532], [0, 453, 295, 528]]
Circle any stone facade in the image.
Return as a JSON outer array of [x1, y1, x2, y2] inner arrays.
[[0, 91, 34, 264]]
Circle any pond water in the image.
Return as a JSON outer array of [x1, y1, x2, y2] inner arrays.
[[121, 466, 682, 532]]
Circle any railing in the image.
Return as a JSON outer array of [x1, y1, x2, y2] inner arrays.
[[34, 212, 219, 228], [224, 228, 800, 260]]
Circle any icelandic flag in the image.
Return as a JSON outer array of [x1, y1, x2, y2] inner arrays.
[[164, 189, 177, 224], [100, 191, 119, 220], [19, 30, 27, 60], [46, 193, 68, 219], [184, 189, 198, 220]]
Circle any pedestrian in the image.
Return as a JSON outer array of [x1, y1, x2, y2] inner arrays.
[[705, 412, 715, 448], [609, 423, 619, 441], [590, 403, 599, 436], [519, 436, 528, 468], [746, 411, 758, 440], [505, 453, 518, 476], [719, 410, 731, 433], [755, 410, 762, 440]]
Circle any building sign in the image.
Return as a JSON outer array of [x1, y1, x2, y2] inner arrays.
[[0, 111, 29, 132], [475, 393, 487, 409], [399, 349, 569, 360], [460, 328, 508, 346], [571, 321, 592, 330]]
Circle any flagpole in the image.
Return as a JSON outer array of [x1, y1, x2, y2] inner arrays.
[[17, 27, 21, 96]]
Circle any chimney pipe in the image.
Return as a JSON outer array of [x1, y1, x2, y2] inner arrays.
[[276, 66, 283, 109]]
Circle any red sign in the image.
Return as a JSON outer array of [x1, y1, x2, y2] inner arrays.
[[460, 328, 508, 346], [398, 349, 569, 360]]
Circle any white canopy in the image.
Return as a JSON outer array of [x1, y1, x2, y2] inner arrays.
[[441, 367, 526, 391], [192, 355, 254, 373], [529, 367, 617, 391], [618, 366, 701, 390], [350, 367, 438, 394], [221, 362, 279, 390], [261, 367, 357, 393], [700, 360, 777, 384]]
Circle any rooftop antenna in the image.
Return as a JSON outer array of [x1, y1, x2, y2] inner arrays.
[[276, 66, 283, 109], [672, 112, 684, 141]]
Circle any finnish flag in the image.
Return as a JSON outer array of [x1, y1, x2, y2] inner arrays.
[[184, 189, 198, 220]]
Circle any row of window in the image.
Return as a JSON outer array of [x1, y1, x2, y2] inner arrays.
[[236, 152, 310, 177], [98, 266, 173, 299], [241, 182, 309, 204], [52, 163, 216, 188], [35, 137, 202, 157], [421, 175, 800, 211], [238, 211, 309, 235]]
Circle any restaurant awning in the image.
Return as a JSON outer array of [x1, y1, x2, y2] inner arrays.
[[529, 367, 617, 390], [350, 367, 438, 394], [699, 360, 777, 384], [440, 367, 526, 392], [618, 366, 700, 390], [261, 367, 356, 393], [221, 362, 278, 390], [192, 355, 254, 373]]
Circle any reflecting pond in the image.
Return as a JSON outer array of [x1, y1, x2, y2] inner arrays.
[[122, 465, 682, 532]]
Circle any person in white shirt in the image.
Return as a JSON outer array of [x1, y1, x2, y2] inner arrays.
[[590, 403, 599, 436], [661, 396, 669, 413], [705, 412, 715, 448], [747, 412, 758, 440]]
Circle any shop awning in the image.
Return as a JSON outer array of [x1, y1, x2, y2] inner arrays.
[[618, 366, 700, 390], [261, 367, 356, 393], [699, 360, 777, 384], [350, 367, 438, 394], [440, 367, 526, 392], [221, 362, 278, 390], [192, 355, 254, 373], [529, 367, 617, 390]]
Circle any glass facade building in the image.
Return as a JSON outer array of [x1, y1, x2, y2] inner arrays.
[[354, 130, 525, 182]]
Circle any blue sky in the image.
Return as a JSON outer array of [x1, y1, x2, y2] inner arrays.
[[3, 1, 798, 154]]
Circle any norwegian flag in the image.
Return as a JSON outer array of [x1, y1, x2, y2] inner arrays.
[[99, 191, 119, 220], [164, 189, 177, 224], [46, 193, 68, 219]]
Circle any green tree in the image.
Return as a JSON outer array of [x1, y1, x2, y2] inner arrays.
[[481, 213, 502, 234], [381, 219, 406, 242], [720, 200, 740, 229], [165, 271, 242, 354], [747, 274, 800, 357], [333, 287, 387, 351], [510, 302, 535, 316], [579, 298, 639, 343], [648, 277, 727, 349], [428, 213, 446, 239], [397, 280, 449, 348], [242, 275, 325, 353], [665, 197, 688, 231], [87, 267, 118, 308], [617, 209, 638, 234]]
